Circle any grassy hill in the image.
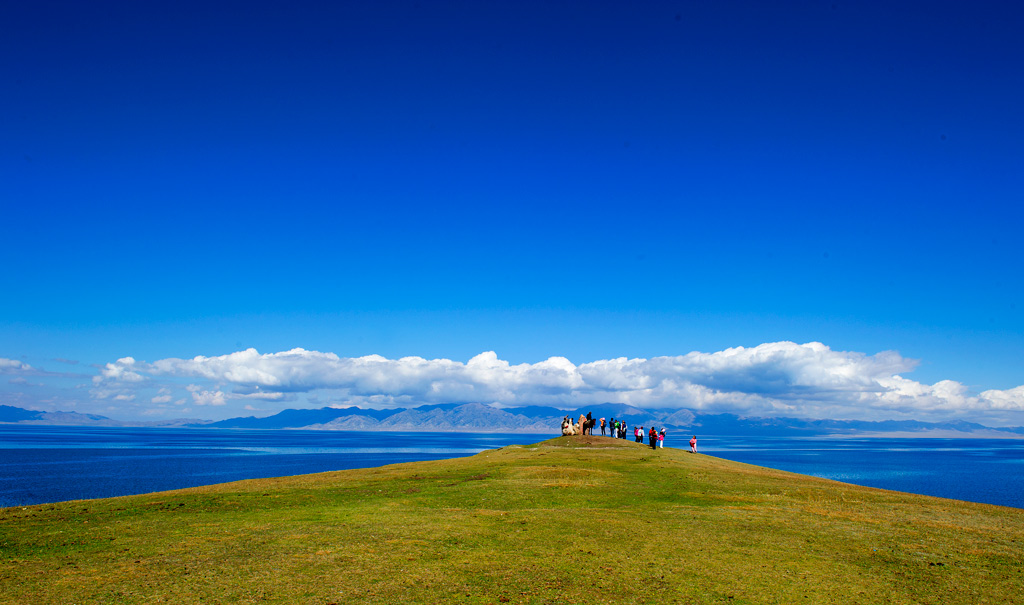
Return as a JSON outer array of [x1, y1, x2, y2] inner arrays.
[[2, 435, 1022, 604]]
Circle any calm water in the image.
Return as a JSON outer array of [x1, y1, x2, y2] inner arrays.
[[701, 436, 1024, 509], [1, 426, 1022, 509], [0, 426, 546, 508]]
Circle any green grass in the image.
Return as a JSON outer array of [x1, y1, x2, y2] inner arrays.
[[2, 435, 1022, 604]]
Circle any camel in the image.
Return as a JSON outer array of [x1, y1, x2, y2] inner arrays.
[[561, 414, 597, 436]]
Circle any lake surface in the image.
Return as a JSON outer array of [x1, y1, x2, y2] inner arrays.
[[1, 426, 1022, 509], [0, 426, 547, 508], [700, 435, 1024, 509]]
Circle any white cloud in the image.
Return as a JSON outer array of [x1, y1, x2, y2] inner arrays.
[[94, 357, 145, 384], [86, 343, 1024, 423], [978, 385, 1024, 409], [148, 388, 174, 404], [237, 391, 286, 400], [190, 389, 227, 407], [0, 358, 33, 373], [89, 386, 132, 400]]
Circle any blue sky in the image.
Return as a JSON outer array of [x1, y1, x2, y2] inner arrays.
[[2, 1, 1022, 423]]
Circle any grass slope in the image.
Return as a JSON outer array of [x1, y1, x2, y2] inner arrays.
[[2, 436, 1022, 604]]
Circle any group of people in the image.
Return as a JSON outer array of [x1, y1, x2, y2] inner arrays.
[[596, 417, 697, 453], [600, 417, 632, 439]]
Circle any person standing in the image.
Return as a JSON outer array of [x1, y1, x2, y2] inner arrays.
[[600, 417, 607, 436], [648, 426, 657, 449], [689, 435, 697, 453], [658, 429, 665, 449]]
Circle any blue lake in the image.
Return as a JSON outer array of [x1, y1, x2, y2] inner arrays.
[[1, 426, 1022, 509], [700, 436, 1024, 509]]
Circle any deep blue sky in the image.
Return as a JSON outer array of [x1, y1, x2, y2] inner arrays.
[[2, 1, 1022, 420]]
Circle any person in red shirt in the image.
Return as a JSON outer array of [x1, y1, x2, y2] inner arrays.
[[689, 435, 697, 453]]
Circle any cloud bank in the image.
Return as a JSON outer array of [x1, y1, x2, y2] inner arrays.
[[87, 342, 1024, 424]]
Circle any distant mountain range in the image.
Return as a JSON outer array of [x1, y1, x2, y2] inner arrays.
[[0, 405, 206, 428], [2, 403, 1023, 437]]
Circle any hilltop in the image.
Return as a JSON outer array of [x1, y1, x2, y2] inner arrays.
[[2, 435, 1021, 604]]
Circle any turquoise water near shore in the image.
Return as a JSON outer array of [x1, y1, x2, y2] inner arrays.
[[1, 426, 1022, 509]]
